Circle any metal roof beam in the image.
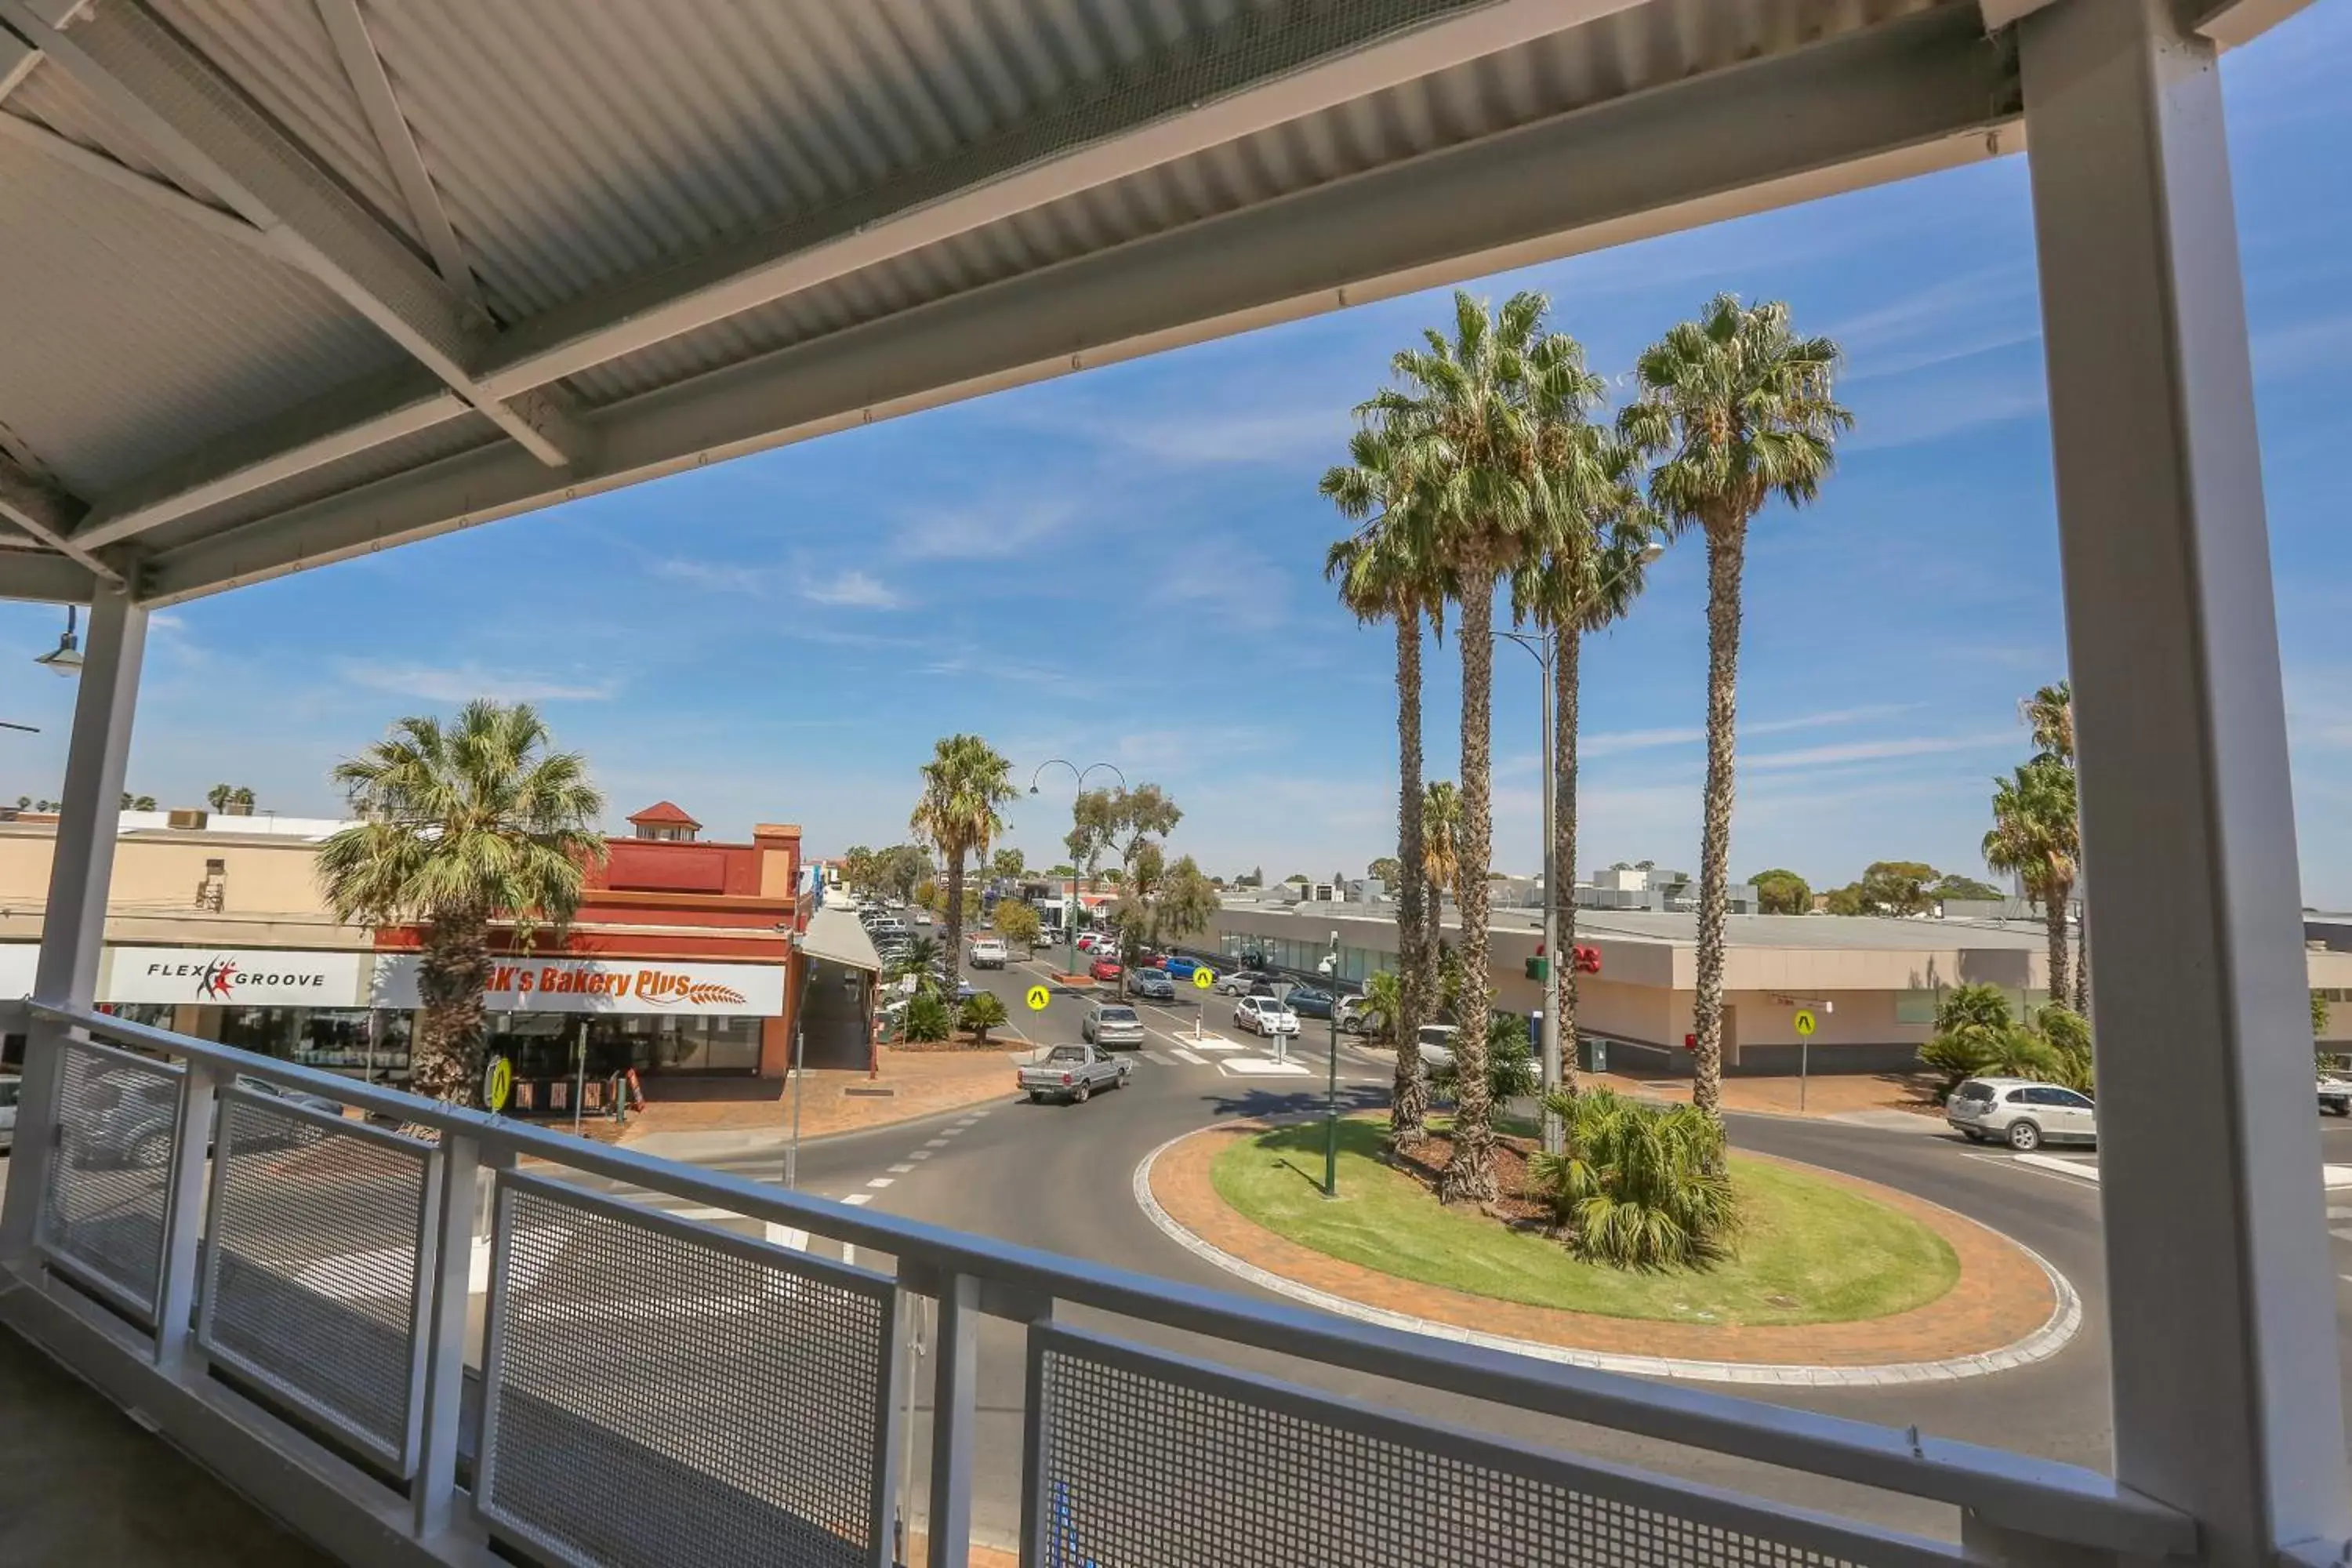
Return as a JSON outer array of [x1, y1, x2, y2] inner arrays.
[[140, 4, 2016, 604], [314, 0, 478, 309], [474, 0, 1646, 400], [0, 454, 124, 585], [0, 109, 275, 256], [0, 0, 584, 470], [0, 26, 36, 100], [0, 549, 99, 604]]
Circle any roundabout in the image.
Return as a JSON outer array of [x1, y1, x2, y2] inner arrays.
[[1134, 1116, 2082, 1386]]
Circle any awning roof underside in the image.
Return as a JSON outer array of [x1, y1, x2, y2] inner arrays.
[[802, 906, 883, 975], [0, 0, 2289, 608]]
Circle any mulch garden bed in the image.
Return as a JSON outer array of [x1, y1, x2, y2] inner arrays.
[[884, 1033, 1022, 1054], [1387, 1129, 1552, 1226]]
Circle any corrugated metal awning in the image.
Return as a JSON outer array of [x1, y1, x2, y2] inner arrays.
[[801, 906, 882, 975]]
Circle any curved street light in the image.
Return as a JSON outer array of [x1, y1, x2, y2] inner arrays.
[[1029, 759, 1127, 977]]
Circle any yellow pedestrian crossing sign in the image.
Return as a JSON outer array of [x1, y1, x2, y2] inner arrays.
[[483, 1056, 513, 1112], [1025, 985, 1051, 1011], [1792, 1009, 1817, 1037], [1193, 967, 1215, 989]]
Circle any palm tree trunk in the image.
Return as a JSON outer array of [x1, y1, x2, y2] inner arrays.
[[944, 849, 967, 987], [2043, 873, 2072, 1016], [1391, 612, 1430, 1148], [1440, 575, 1497, 1206], [2074, 907, 2090, 1016], [415, 911, 492, 1105], [1555, 623, 1582, 1099], [1692, 521, 1747, 1119]]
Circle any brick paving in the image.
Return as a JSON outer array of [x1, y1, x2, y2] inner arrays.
[[613, 1047, 1029, 1144], [1149, 1121, 2055, 1367]]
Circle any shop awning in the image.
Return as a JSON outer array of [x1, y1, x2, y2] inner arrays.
[[801, 908, 882, 975]]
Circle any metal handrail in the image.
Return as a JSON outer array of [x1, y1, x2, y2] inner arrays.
[[29, 999, 2196, 1558]]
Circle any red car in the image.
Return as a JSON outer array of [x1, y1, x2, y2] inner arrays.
[[1089, 956, 1123, 982]]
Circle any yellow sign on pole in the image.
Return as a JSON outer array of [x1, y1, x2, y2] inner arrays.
[[1025, 985, 1051, 1012], [1792, 1008, 1817, 1037], [483, 1056, 514, 1112], [1193, 967, 1215, 990]]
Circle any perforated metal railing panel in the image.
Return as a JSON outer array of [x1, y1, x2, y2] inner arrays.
[[477, 1172, 898, 1568], [1027, 1327, 1951, 1568], [38, 1039, 183, 1323], [198, 1089, 434, 1472]]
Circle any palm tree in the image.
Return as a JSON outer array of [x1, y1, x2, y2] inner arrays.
[[1512, 470, 1657, 1104], [1985, 757, 2080, 1014], [2022, 681, 2088, 1013], [1372, 289, 1606, 1204], [1324, 423, 1450, 1147], [1620, 295, 1850, 1118], [909, 735, 1015, 989], [318, 700, 605, 1105], [1421, 780, 1462, 952]]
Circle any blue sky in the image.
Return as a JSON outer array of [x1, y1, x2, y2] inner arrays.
[[4, 9, 2350, 903]]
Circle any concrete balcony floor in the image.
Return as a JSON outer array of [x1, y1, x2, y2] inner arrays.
[[0, 1319, 328, 1567]]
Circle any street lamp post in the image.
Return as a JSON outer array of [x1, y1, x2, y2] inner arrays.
[[1320, 932, 1341, 1198], [1496, 630, 1563, 1156], [783, 927, 811, 1190], [1029, 758, 1127, 980]]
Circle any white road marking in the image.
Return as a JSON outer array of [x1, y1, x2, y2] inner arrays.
[[866, 1177, 895, 1189], [924, 1138, 950, 1148], [1142, 1050, 1175, 1066], [1220, 1058, 1314, 1078], [908, 1149, 934, 1160], [764, 1223, 808, 1251], [2013, 1152, 2100, 1182], [842, 1193, 873, 1207], [1171, 1048, 1208, 1066], [2332, 1227, 2352, 1245], [888, 1163, 916, 1174], [842, 1243, 857, 1269]]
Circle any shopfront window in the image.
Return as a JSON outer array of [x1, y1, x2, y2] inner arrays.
[[485, 1013, 762, 1080], [215, 1007, 414, 1083]]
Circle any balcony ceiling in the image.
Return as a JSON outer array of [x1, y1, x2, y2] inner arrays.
[[0, 0, 2297, 605]]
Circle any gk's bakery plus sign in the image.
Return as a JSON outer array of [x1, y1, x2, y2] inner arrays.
[[484, 963, 747, 1007]]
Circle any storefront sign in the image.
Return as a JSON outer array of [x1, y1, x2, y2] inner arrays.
[[373, 955, 784, 1017], [105, 947, 368, 1007]]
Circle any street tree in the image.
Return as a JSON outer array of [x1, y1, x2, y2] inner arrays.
[[909, 734, 1016, 990], [318, 700, 604, 1105], [1621, 295, 1850, 1119], [991, 898, 1042, 955], [1985, 757, 2080, 1014], [1858, 861, 1939, 917], [1750, 869, 1809, 915], [1367, 855, 1404, 887]]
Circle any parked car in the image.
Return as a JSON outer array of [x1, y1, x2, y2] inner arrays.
[[1214, 968, 1275, 996], [1080, 1003, 1146, 1049], [1946, 1077, 2098, 1151], [969, 938, 1009, 970], [0, 1072, 17, 1154], [2320, 1077, 2351, 1116], [1076, 931, 1113, 955], [1017, 1042, 1133, 1104], [1163, 956, 1204, 979], [1090, 956, 1123, 983], [1283, 985, 1335, 1019], [1414, 1024, 1459, 1074], [1334, 996, 1381, 1036], [1133, 951, 1167, 970], [1129, 967, 1177, 1001], [1234, 996, 1300, 1037], [68, 1072, 345, 1169]]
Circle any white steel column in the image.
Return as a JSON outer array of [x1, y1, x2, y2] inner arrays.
[[0, 590, 147, 1264], [2019, 6, 2349, 1568]]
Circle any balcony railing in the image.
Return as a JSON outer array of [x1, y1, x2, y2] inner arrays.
[[0, 1001, 2194, 1568]]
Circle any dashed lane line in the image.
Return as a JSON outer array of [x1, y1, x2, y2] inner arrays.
[[843, 1193, 873, 1207], [866, 1177, 895, 1189], [888, 1163, 916, 1174], [1171, 1048, 1208, 1066]]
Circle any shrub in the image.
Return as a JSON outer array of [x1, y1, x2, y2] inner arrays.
[[1356, 971, 1403, 1043], [2036, 1005, 2094, 1093], [1432, 1013, 1536, 1105], [960, 991, 1008, 1045], [1525, 1089, 1740, 1269], [903, 992, 953, 1043]]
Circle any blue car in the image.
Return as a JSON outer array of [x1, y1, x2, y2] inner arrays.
[[1163, 956, 1203, 979]]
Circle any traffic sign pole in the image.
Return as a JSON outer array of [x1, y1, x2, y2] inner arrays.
[[1792, 1008, 1817, 1112]]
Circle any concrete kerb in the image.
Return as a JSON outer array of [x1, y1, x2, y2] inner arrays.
[[1131, 1123, 2083, 1388]]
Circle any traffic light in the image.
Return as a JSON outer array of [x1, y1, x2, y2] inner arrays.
[[1528, 944, 1603, 980]]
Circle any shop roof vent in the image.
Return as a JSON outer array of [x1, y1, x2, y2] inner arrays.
[[167, 809, 208, 830]]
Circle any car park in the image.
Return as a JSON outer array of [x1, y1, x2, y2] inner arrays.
[[969, 938, 1009, 970], [1233, 996, 1299, 1037], [1129, 968, 1176, 1001], [1089, 956, 1123, 983], [1945, 1077, 2098, 1150], [1080, 1003, 1146, 1048], [1017, 1042, 1132, 1104]]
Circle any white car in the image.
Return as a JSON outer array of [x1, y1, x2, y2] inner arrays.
[[1945, 1077, 2098, 1151], [969, 938, 1009, 969], [1234, 996, 1299, 1036], [1414, 1024, 1459, 1074], [1076, 931, 1114, 955]]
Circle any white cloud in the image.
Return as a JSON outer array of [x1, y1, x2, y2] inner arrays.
[[1740, 733, 2011, 772], [800, 569, 905, 610], [1582, 703, 1919, 759], [336, 660, 615, 705], [653, 557, 768, 594], [892, 499, 1080, 561]]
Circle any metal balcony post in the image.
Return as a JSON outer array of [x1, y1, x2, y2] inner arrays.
[[926, 1272, 979, 1568], [412, 1131, 484, 1541], [153, 1061, 220, 1374], [0, 590, 147, 1270], [2020, 5, 2351, 1567]]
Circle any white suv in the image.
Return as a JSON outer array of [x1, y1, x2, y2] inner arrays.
[[1946, 1077, 2097, 1151], [969, 938, 1009, 969]]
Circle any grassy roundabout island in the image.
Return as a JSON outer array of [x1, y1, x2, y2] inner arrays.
[[1210, 1118, 1960, 1329]]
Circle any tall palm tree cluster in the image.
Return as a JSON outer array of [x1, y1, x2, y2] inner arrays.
[[1984, 682, 2085, 1015], [1324, 290, 1849, 1202]]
